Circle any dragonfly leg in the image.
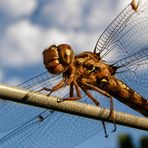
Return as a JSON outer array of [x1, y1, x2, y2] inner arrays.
[[81, 88, 108, 138], [82, 81, 116, 134], [102, 120, 108, 138], [38, 78, 67, 96], [69, 82, 74, 97], [58, 80, 82, 102], [74, 80, 82, 98], [38, 87, 51, 92], [82, 81, 110, 98], [47, 78, 67, 96], [108, 96, 116, 133], [81, 89, 100, 106]]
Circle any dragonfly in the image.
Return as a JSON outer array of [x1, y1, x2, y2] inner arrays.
[[0, 0, 148, 147]]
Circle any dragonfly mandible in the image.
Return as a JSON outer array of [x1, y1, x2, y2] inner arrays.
[[0, 0, 147, 147]]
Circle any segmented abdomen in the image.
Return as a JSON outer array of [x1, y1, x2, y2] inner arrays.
[[108, 77, 148, 117]]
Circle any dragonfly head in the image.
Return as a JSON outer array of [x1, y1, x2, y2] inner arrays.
[[43, 44, 74, 74]]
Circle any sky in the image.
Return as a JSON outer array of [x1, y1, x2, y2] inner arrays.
[[0, 0, 147, 148]]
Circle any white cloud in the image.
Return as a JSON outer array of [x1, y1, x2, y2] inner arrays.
[[0, 20, 44, 68], [41, 0, 130, 30], [42, 0, 86, 29], [0, 0, 132, 69], [40, 0, 132, 53], [42, 29, 97, 53], [43, 28, 70, 46], [0, 0, 37, 18], [0, 20, 96, 68]]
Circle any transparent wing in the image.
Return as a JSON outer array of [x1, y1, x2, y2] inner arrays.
[[115, 48, 148, 100], [0, 72, 110, 148], [94, 0, 148, 99]]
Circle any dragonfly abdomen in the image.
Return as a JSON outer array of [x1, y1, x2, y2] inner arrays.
[[109, 77, 148, 117]]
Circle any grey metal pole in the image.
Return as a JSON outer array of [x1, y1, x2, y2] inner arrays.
[[0, 84, 148, 131]]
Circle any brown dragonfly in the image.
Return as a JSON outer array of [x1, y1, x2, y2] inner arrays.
[[0, 0, 147, 148], [41, 0, 148, 137]]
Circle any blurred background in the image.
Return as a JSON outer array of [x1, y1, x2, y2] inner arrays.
[[0, 0, 147, 148]]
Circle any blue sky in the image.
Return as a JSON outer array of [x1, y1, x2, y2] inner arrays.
[[0, 0, 147, 148]]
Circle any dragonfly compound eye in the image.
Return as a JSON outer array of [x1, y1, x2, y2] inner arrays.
[[43, 44, 74, 74], [58, 44, 74, 65]]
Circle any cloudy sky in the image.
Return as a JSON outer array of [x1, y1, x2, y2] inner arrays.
[[0, 0, 130, 84], [0, 0, 147, 148]]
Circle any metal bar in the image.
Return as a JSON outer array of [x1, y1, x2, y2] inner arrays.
[[0, 84, 148, 131]]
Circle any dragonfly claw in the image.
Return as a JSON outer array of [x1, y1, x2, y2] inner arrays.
[[111, 129, 116, 133], [111, 125, 117, 133]]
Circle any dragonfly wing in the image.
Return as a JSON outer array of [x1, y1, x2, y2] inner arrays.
[[94, 0, 148, 100], [94, 0, 148, 62], [0, 72, 52, 133], [115, 48, 148, 100]]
